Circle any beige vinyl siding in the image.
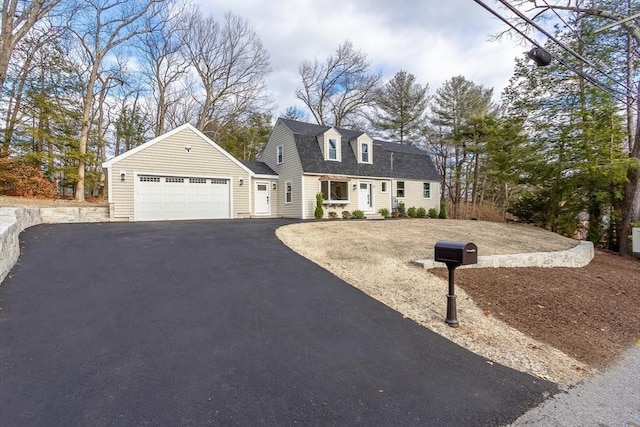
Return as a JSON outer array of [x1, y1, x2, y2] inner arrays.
[[393, 179, 440, 213], [260, 121, 304, 218], [108, 127, 251, 220], [375, 179, 393, 212]]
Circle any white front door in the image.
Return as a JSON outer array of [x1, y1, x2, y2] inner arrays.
[[358, 181, 373, 212], [255, 181, 270, 215]]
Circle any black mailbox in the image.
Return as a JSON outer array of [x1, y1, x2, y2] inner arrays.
[[434, 241, 478, 266]]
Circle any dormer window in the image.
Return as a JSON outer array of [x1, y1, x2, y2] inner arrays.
[[328, 138, 337, 160], [361, 143, 369, 163]]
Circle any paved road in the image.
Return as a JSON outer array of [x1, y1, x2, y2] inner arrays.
[[1, 220, 556, 426], [512, 343, 640, 426]]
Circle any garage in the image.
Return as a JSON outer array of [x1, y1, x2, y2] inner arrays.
[[134, 175, 230, 221]]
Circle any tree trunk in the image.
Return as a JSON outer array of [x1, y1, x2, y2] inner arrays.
[[76, 65, 99, 202]]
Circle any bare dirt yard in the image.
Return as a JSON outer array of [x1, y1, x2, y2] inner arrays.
[[277, 220, 640, 386]]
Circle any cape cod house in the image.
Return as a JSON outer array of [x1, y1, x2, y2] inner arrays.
[[102, 119, 441, 221]]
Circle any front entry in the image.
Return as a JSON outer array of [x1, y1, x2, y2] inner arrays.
[[255, 181, 270, 215], [358, 181, 373, 212]]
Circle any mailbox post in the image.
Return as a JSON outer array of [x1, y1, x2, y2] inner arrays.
[[434, 241, 478, 327]]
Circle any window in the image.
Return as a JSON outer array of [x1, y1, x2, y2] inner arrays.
[[423, 183, 431, 199], [285, 180, 292, 204], [328, 138, 337, 160], [276, 145, 283, 164], [361, 143, 369, 163], [397, 181, 405, 198], [320, 180, 348, 202], [381, 181, 388, 193]]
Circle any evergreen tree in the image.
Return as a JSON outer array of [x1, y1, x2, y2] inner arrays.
[[372, 70, 428, 144]]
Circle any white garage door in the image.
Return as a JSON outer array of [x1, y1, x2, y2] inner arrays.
[[134, 175, 230, 221]]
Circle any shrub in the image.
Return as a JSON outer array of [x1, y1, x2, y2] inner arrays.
[[314, 193, 324, 219], [407, 206, 417, 218], [352, 209, 365, 219], [378, 208, 390, 218], [0, 157, 58, 198], [342, 210, 351, 219], [397, 201, 406, 217], [416, 207, 426, 218], [328, 211, 338, 219], [438, 201, 447, 219], [428, 208, 438, 218]]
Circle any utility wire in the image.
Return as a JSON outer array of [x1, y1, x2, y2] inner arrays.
[[495, 0, 634, 97], [473, 0, 636, 109]]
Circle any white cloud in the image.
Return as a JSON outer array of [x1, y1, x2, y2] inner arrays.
[[190, 0, 532, 115]]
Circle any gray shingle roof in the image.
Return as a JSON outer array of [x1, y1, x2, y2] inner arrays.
[[239, 160, 277, 175], [280, 118, 441, 181]]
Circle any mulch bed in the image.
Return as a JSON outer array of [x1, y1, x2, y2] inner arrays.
[[431, 251, 640, 368]]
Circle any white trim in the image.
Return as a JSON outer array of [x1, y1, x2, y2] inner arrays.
[[284, 180, 293, 205], [254, 173, 278, 179], [102, 123, 256, 177], [396, 180, 406, 198], [301, 174, 305, 219], [357, 180, 374, 213], [276, 144, 283, 165], [423, 182, 432, 199], [254, 180, 271, 216], [133, 171, 233, 221], [380, 180, 388, 193], [106, 168, 113, 202], [359, 141, 372, 164]]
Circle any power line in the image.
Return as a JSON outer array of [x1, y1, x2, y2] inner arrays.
[[494, 0, 634, 98], [473, 0, 636, 109]]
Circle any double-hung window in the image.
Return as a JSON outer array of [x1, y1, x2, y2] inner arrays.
[[361, 143, 369, 163], [328, 139, 337, 160], [285, 181, 292, 204], [423, 183, 431, 199], [397, 181, 405, 198], [276, 145, 283, 164]]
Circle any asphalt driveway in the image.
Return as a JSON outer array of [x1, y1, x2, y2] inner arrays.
[[1, 219, 556, 426]]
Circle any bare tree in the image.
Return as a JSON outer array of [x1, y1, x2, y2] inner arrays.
[[181, 11, 272, 141], [68, 0, 164, 202], [138, 4, 189, 137], [296, 40, 381, 127], [0, 0, 62, 94]]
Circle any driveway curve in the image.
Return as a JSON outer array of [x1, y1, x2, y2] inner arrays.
[[1, 219, 555, 426]]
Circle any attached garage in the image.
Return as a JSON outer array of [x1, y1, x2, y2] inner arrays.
[[102, 124, 278, 221], [134, 175, 230, 221]]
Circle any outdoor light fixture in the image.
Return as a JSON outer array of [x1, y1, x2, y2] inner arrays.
[[352, 184, 357, 190], [239, 178, 244, 186], [120, 171, 126, 181], [272, 183, 276, 190], [185, 145, 191, 153]]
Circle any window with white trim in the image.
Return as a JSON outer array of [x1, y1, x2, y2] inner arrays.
[[276, 145, 283, 164], [423, 183, 431, 199], [285, 180, 292, 204], [320, 180, 349, 202], [328, 138, 337, 160], [361, 142, 369, 163], [397, 181, 405, 198], [381, 181, 388, 193]]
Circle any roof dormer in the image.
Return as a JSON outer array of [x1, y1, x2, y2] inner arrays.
[[318, 127, 342, 162]]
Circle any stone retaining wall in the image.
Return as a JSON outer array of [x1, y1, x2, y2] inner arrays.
[[0, 207, 110, 284], [412, 241, 594, 270]]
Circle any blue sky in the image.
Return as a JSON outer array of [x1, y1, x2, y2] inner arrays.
[[190, 0, 534, 115]]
